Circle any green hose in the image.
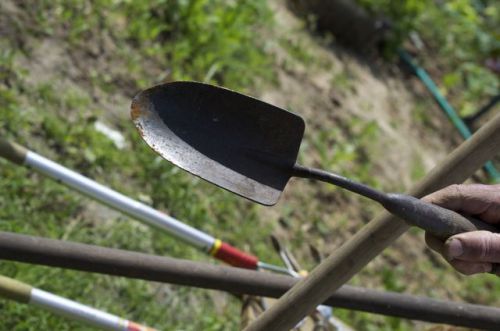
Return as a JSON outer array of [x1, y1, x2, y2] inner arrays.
[[399, 49, 500, 183]]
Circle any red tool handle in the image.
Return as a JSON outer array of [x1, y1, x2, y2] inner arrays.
[[212, 241, 258, 269]]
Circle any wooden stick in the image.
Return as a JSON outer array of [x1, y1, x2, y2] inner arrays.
[[245, 112, 500, 331], [0, 231, 500, 328]]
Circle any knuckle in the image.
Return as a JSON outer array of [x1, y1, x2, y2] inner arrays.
[[472, 232, 491, 259], [426, 184, 463, 208], [470, 232, 500, 260], [452, 184, 464, 200]]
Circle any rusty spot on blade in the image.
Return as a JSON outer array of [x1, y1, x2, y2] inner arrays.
[[130, 96, 151, 138], [130, 98, 143, 121]]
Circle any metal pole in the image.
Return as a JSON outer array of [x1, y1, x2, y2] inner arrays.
[[0, 231, 499, 329], [0, 138, 277, 271], [245, 112, 500, 330], [0, 275, 156, 331]]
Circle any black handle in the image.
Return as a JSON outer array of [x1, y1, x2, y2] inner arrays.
[[382, 193, 498, 240], [383, 194, 500, 275], [291, 166, 496, 238]]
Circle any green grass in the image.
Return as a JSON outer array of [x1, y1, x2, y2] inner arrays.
[[0, 81, 255, 329], [1, 1, 499, 330], [0, 1, 274, 330]]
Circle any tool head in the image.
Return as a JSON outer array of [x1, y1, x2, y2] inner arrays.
[[131, 81, 305, 205]]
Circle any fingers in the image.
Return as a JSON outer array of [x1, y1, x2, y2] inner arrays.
[[423, 184, 500, 223], [447, 259, 492, 275], [426, 231, 500, 275], [423, 184, 463, 210], [425, 232, 444, 255], [426, 233, 492, 275], [443, 231, 500, 263], [424, 184, 500, 275]]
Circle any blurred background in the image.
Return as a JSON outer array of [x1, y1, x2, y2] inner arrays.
[[0, 0, 498, 330]]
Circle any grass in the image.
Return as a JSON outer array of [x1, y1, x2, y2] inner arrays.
[[358, 0, 499, 117], [1, 81, 251, 330], [0, 91, 247, 329], [0, 1, 274, 330], [1, 1, 499, 330]]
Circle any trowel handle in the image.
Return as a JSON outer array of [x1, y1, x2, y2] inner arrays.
[[384, 194, 500, 274], [0, 138, 28, 164], [382, 193, 498, 240]]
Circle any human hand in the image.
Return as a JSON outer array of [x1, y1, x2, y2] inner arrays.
[[423, 184, 500, 275]]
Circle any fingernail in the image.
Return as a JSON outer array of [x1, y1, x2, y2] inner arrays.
[[447, 239, 463, 258]]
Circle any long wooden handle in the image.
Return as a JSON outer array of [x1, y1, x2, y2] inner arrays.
[[0, 138, 27, 164], [245, 112, 500, 331]]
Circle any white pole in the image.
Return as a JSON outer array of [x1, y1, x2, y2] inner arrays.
[[0, 275, 156, 331], [30, 289, 146, 331], [24, 151, 216, 251], [0, 138, 267, 270]]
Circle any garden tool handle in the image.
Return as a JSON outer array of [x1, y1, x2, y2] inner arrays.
[[292, 166, 499, 238], [0, 275, 32, 303], [211, 241, 259, 269], [382, 193, 498, 239], [383, 194, 500, 274], [0, 138, 27, 164]]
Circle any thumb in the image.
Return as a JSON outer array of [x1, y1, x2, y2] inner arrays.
[[444, 231, 500, 263]]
